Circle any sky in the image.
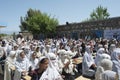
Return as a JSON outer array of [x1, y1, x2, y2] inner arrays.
[[0, 0, 120, 34]]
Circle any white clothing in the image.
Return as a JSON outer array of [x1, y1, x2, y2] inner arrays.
[[13, 69, 21, 80], [58, 58, 64, 74], [82, 51, 95, 76], [40, 66, 63, 80], [40, 55, 63, 80], [63, 58, 75, 75], [96, 59, 114, 80], [97, 53, 111, 66], [29, 53, 39, 70], [101, 70, 116, 80], [95, 66, 104, 80], [109, 44, 116, 56], [95, 48, 105, 66], [15, 57, 31, 72], [4, 51, 16, 80], [0, 47, 4, 58], [14, 52, 31, 80], [0, 47, 4, 74], [4, 60, 15, 80], [112, 48, 120, 80], [36, 51, 42, 58]]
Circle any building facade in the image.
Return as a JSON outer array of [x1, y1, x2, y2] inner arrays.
[[56, 17, 120, 40]]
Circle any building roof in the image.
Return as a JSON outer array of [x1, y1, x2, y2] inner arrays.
[[0, 26, 6, 28], [57, 16, 120, 27]]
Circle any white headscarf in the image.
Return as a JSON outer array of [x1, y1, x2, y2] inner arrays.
[[47, 52, 60, 72], [29, 51, 39, 70], [101, 70, 116, 80], [111, 48, 120, 62], [65, 50, 73, 58], [0, 47, 4, 58], [109, 44, 116, 55], [47, 52, 56, 60], [6, 51, 16, 64], [95, 48, 105, 66], [35, 49, 63, 80], [95, 59, 113, 80], [97, 53, 111, 66], [104, 44, 108, 49], [4, 51, 16, 80], [97, 48, 105, 55], [98, 44, 103, 50], [8, 51, 16, 58], [39, 56, 47, 61], [111, 48, 120, 78], [100, 59, 113, 71], [16, 50, 24, 61], [82, 45, 95, 77], [39, 55, 63, 80], [57, 49, 66, 55], [100, 54, 111, 61], [85, 45, 91, 54], [46, 45, 51, 53], [15, 49, 31, 72], [57, 49, 66, 62]]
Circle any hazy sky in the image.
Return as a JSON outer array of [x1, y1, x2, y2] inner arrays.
[[0, 0, 120, 34]]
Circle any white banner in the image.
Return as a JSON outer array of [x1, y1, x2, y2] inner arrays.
[[104, 29, 120, 40]]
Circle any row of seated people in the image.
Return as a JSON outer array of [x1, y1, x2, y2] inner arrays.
[[0, 49, 83, 80], [1, 44, 120, 80], [81, 46, 120, 80]]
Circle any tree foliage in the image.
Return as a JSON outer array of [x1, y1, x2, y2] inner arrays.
[[19, 8, 59, 35], [83, 6, 110, 22], [90, 6, 110, 21]]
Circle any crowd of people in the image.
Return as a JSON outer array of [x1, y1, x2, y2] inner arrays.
[[0, 35, 120, 80]]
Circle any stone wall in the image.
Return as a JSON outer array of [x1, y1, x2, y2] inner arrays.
[[56, 17, 120, 39]]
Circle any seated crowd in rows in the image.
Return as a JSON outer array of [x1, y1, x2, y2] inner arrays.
[[0, 37, 120, 80]]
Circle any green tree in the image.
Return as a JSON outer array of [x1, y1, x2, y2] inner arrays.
[[90, 6, 110, 21], [19, 8, 59, 35]]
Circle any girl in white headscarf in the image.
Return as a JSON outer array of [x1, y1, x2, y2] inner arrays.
[[35, 46, 42, 58], [97, 53, 111, 66], [4, 51, 16, 80], [95, 53, 111, 80], [57, 49, 75, 80], [112, 48, 120, 80], [47, 52, 59, 71], [62, 50, 77, 79], [82, 45, 96, 79], [104, 44, 109, 54], [100, 59, 116, 80], [109, 44, 116, 56], [95, 48, 105, 66], [14, 50, 31, 80], [30, 56, 49, 80], [55, 49, 65, 77], [29, 51, 39, 70], [30, 56, 63, 80]]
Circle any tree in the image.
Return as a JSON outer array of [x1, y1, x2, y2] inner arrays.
[[89, 6, 110, 21], [19, 8, 59, 35]]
